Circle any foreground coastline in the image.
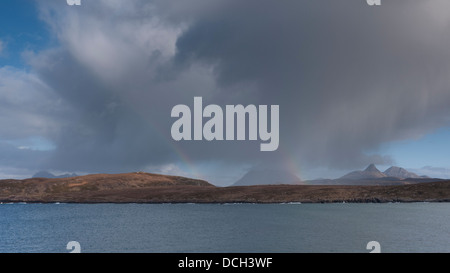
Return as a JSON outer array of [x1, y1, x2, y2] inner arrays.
[[0, 173, 449, 204]]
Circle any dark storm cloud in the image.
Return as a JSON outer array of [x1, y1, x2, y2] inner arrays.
[[174, 0, 450, 168], [26, 48, 180, 173], [3, 0, 450, 179]]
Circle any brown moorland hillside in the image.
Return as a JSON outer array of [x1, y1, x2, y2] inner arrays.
[[0, 172, 449, 203]]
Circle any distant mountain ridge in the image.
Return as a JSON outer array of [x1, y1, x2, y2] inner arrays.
[[32, 171, 79, 179], [234, 164, 433, 186], [304, 164, 439, 186], [339, 164, 424, 180]]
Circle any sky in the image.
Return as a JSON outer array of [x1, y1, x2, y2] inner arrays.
[[1, 0, 450, 185]]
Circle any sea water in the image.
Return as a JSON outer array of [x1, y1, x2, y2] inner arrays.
[[0, 203, 449, 253]]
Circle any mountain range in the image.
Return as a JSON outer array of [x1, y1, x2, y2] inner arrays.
[[233, 164, 436, 186], [339, 164, 425, 180]]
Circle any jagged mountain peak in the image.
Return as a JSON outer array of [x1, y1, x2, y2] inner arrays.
[[340, 164, 386, 180], [365, 164, 380, 172]]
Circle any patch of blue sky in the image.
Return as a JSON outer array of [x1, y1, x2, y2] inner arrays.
[[3, 136, 56, 152], [377, 127, 450, 169], [0, 0, 53, 69]]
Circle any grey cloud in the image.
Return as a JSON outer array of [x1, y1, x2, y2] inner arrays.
[[27, 48, 179, 173], [174, 0, 450, 169], [0, 66, 70, 141], [26, 0, 265, 174]]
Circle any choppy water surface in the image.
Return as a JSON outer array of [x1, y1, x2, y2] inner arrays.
[[0, 203, 449, 253]]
